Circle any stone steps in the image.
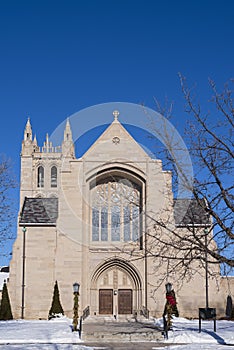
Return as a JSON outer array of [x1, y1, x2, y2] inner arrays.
[[81, 317, 163, 342], [82, 331, 162, 342]]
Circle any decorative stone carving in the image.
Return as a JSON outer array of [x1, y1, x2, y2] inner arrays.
[[112, 136, 120, 145]]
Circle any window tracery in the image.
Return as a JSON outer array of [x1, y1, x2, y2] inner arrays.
[[91, 178, 141, 242]]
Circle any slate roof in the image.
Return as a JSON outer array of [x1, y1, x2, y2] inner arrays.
[[19, 197, 58, 225], [19, 197, 208, 227], [174, 198, 210, 226]]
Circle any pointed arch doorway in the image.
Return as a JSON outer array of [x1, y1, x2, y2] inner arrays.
[[99, 288, 133, 315], [91, 258, 142, 316]]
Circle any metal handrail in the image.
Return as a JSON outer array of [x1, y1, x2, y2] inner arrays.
[[82, 305, 90, 320]]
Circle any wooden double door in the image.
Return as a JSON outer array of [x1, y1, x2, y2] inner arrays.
[[99, 289, 132, 315]]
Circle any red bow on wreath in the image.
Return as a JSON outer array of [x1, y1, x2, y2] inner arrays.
[[166, 293, 176, 306]]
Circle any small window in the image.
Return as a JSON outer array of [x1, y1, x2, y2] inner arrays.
[[37, 166, 44, 188], [51, 166, 57, 188]]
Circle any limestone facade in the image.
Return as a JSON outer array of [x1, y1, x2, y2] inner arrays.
[[8, 114, 234, 320]]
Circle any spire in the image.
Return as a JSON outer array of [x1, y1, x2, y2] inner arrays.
[[63, 118, 73, 142], [42, 133, 53, 152], [22, 117, 34, 155], [62, 118, 75, 158], [33, 134, 37, 145], [33, 134, 38, 151], [24, 117, 32, 141]]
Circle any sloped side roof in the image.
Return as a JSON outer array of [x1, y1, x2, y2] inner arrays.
[[174, 198, 210, 226], [19, 198, 58, 225]]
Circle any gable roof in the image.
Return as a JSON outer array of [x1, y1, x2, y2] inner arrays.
[[174, 198, 210, 226], [83, 117, 151, 160], [19, 198, 58, 226]]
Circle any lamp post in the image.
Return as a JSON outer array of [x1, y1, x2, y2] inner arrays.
[[204, 228, 209, 309], [21, 226, 27, 319], [163, 281, 179, 338], [164, 282, 173, 332], [198, 228, 216, 332], [165, 282, 172, 293], [72, 282, 80, 332]]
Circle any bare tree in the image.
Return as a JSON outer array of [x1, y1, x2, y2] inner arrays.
[[144, 76, 233, 286], [0, 155, 17, 264], [180, 76, 233, 265]]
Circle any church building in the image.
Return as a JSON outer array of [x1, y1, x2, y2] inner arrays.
[[8, 111, 233, 320]]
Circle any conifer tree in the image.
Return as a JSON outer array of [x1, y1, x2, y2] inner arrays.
[[0, 280, 13, 320], [48, 280, 64, 319]]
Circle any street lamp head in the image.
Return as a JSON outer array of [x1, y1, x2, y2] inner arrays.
[[165, 282, 172, 293], [22, 226, 27, 233], [73, 282, 80, 294]]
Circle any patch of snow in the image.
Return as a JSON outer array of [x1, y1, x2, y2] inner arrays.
[[0, 318, 79, 344], [154, 316, 234, 349], [0, 272, 9, 290]]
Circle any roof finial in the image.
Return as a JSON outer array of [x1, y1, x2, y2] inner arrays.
[[113, 110, 119, 121], [33, 134, 37, 145]]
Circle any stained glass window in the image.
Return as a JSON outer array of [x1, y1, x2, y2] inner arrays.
[[132, 205, 139, 241], [111, 205, 120, 241], [91, 177, 141, 242], [51, 166, 57, 187], [37, 166, 44, 188], [101, 207, 108, 241], [124, 206, 131, 241], [92, 208, 99, 241]]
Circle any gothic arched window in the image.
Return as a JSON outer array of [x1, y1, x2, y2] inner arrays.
[[37, 166, 44, 188], [91, 177, 141, 242], [51, 166, 57, 188]]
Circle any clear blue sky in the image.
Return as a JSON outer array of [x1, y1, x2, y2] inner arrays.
[[0, 0, 233, 265]]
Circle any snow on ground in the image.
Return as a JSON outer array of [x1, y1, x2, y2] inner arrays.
[[0, 316, 233, 349], [154, 316, 234, 349], [0, 317, 92, 349], [0, 317, 77, 344]]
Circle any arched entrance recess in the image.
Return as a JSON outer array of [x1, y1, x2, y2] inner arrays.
[[90, 258, 142, 316]]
